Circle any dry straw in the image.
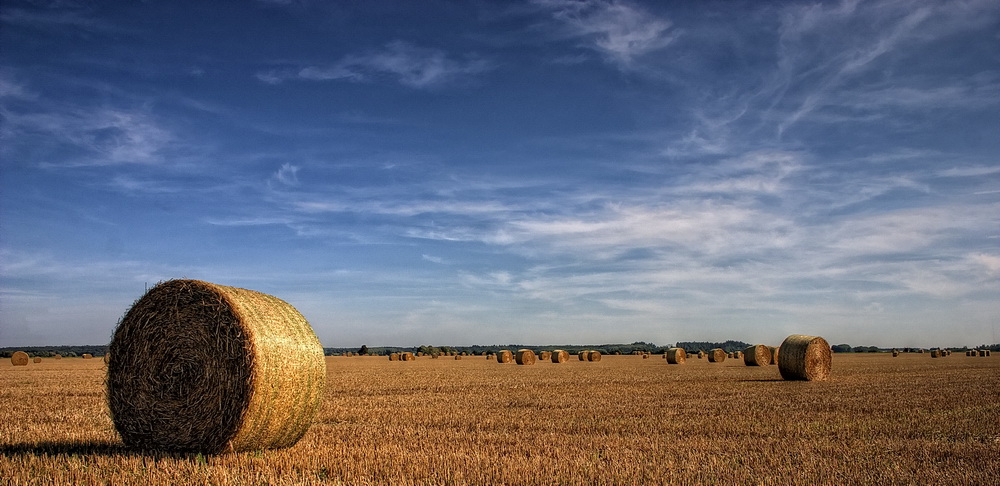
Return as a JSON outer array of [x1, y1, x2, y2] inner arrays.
[[769, 346, 779, 365], [497, 350, 513, 364], [540, 351, 552, 361], [551, 350, 569, 363], [586, 350, 602, 362], [515, 349, 536, 365], [930, 350, 940, 358], [743, 345, 770, 367], [777, 334, 831, 381], [11, 351, 29, 366], [666, 348, 686, 364], [402, 352, 415, 361], [82, 353, 93, 359], [707, 348, 726, 363], [389, 353, 400, 361], [107, 279, 325, 453], [454, 355, 462, 360]]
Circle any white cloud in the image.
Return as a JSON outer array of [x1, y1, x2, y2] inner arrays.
[[535, 0, 676, 69], [274, 163, 300, 186], [257, 41, 495, 89]]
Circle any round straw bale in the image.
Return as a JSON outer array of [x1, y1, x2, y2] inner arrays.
[[107, 279, 325, 453], [743, 345, 770, 367], [454, 355, 462, 360], [10, 351, 29, 366], [515, 349, 536, 365], [403, 352, 415, 361], [54, 354, 61, 359], [539, 351, 552, 361], [551, 350, 569, 363], [777, 334, 831, 381], [586, 350, 602, 362], [707, 349, 726, 363], [496, 350, 513, 364], [768, 346, 779, 365], [33, 356, 42, 364], [642, 353, 649, 359], [82, 353, 93, 359], [389, 353, 400, 361], [892, 350, 899, 357], [666, 348, 686, 364], [578, 351, 587, 361], [930, 350, 940, 358]]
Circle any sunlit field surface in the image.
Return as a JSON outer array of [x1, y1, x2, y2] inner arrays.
[[2, 353, 998, 485]]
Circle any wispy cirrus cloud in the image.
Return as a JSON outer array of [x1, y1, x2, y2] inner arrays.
[[532, 0, 676, 69], [257, 41, 495, 89]]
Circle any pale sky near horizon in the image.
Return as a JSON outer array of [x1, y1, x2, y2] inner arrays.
[[1, 0, 998, 349]]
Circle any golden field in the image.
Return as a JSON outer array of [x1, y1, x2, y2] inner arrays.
[[1, 353, 998, 485]]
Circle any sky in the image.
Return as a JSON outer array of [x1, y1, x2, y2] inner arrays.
[[1, 0, 998, 349]]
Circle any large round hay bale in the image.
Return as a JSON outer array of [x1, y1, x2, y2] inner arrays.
[[496, 350, 513, 364], [707, 348, 726, 363], [515, 349, 536, 365], [82, 353, 93, 359], [33, 356, 42, 364], [11, 351, 29, 366], [107, 279, 325, 453], [666, 348, 686, 364], [539, 351, 552, 361], [551, 350, 569, 363], [743, 345, 770, 367], [768, 346, 779, 365], [777, 334, 831, 381], [586, 350, 602, 362], [389, 353, 400, 361]]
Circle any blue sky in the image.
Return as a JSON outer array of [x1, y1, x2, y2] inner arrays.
[[1, 0, 998, 348]]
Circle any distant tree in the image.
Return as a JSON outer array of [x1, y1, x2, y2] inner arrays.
[[358, 345, 368, 356], [831, 344, 853, 353]]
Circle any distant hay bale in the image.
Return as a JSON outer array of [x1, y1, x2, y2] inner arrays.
[[978, 350, 986, 357], [777, 334, 831, 381], [642, 354, 649, 359], [402, 352, 415, 361], [107, 279, 325, 453], [768, 346, 779, 365], [540, 351, 552, 361], [54, 354, 62, 360], [454, 355, 462, 360], [707, 348, 726, 363], [987, 350, 992, 357], [515, 349, 536, 365], [551, 350, 569, 363], [11, 351, 29, 366], [918, 349, 925, 354], [697, 351, 705, 359], [33, 357, 42, 364], [82, 353, 93, 359], [930, 350, 940, 358], [389, 353, 400, 361], [892, 350, 899, 357], [496, 350, 513, 364], [578, 351, 587, 361], [666, 348, 686, 364], [743, 345, 770, 366], [586, 350, 602, 362]]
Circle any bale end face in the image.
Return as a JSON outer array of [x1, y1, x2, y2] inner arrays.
[[586, 350, 602, 362], [496, 350, 513, 364], [551, 350, 569, 363], [10, 351, 29, 366], [777, 334, 831, 381]]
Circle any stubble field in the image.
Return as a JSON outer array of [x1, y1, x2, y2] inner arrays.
[[1, 353, 998, 485]]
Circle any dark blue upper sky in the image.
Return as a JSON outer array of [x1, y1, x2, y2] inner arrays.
[[2, 0, 998, 347]]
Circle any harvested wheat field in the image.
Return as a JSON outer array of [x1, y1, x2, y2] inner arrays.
[[2, 353, 999, 484]]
